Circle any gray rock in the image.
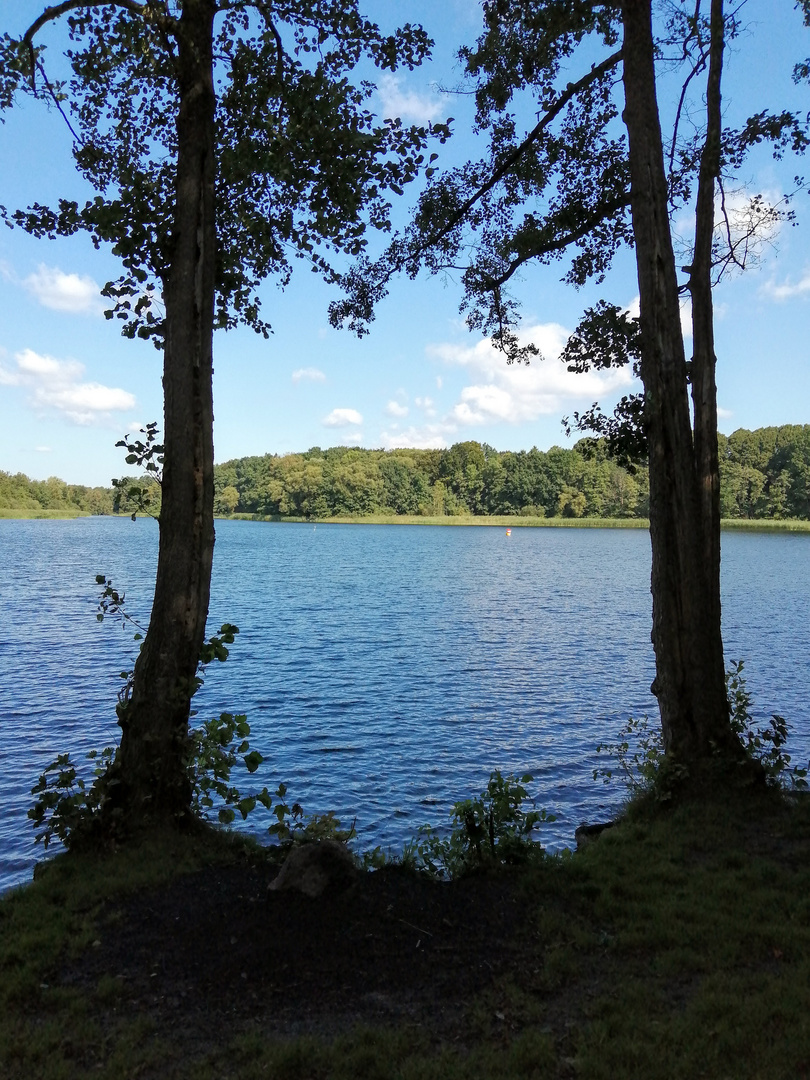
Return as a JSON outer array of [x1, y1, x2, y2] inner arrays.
[[267, 839, 359, 898], [574, 821, 616, 851]]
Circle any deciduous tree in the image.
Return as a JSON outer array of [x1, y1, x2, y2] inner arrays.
[[1, 0, 444, 830], [330, 0, 808, 776]]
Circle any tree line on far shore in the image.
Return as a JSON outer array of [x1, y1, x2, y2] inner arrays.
[[214, 425, 810, 520], [4, 424, 808, 521]]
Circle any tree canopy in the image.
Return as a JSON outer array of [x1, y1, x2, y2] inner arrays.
[[330, 0, 809, 776], [0, 0, 447, 831]]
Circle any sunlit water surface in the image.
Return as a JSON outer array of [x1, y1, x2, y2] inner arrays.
[[1, 518, 807, 891]]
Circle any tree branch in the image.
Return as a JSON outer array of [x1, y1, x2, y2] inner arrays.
[[24, 0, 150, 51], [422, 48, 623, 252], [34, 58, 80, 141], [481, 192, 632, 290]]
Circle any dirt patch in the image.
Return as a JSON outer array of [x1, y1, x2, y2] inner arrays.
[[62, 859, 535, 1045]]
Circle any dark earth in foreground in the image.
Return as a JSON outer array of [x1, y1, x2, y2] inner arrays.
[[62, 858, 540, 1049]]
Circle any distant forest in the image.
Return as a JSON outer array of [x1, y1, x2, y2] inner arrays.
[[3, 425, 809, 520]]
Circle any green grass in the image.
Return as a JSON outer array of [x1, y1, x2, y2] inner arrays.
[[4, 508, 806, 529], [222, 513, 810, 531], [4, 791, 810, 1078], [226, 513, 650, 528], [0, 508, 91, 519], [720, 518, 810, 532]]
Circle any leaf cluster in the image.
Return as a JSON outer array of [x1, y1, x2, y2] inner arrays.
[[112, 422, 163, 519], [0, 1, 447, 345], [404, 770, 556, 878], [28, 744, 117, 849], [594, 660, 809, 798]]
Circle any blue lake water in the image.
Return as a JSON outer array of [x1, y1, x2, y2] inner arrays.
[[1, 517, 808, 892]]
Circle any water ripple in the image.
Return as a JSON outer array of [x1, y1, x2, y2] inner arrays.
[[1, 519, 808, 892]]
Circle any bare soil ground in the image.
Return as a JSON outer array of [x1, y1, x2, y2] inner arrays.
[[62, 858, 538, 1050]]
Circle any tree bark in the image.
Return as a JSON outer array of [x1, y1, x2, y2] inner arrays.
[[621, 0, 742, 766], [116, 0, 217, 824], [689, 0, 727, 722]]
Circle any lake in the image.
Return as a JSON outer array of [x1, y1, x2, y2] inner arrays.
[[1, 517, 808, 892]]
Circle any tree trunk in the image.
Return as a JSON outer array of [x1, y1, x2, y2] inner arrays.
[[621, 0, 742, 767], [116, 0, 217, 825], [689, 0, 727, 723]]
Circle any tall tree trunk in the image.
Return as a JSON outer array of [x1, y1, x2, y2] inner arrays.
[[689, 0, 728, 727], [621, 0, 742, 766], [116, 0, 217, 824]]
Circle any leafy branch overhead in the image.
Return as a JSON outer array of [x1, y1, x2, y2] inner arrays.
[[330, 2, 808, 411], [0, 1, 451, 346]]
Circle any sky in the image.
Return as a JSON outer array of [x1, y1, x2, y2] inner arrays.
[[1, 0, 809, 487]]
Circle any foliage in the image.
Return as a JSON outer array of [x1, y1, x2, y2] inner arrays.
[[3, 423, 809, 521], [404, 771, 555, 878], [595, 660, 809, 796], [186, 711, 265, 826], [725, 660, 808, 788], [0, 4, 446, 345], [111, 422, 163, 520], [593, 714, 668, 797], [266, 783, 355, 848], [28, 745, 117, 849], [211, 425, 810, 522]]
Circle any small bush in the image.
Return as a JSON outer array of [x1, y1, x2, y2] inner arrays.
[[404, 771, 555, 878], [594, 660, 808, 796]]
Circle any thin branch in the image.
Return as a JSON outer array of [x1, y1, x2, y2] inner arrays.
[[23, 0, 174, 91], [481, 192, 632, 290], [422, 49, 623, 254], [668, 43, 709, 178], [24, 0, 149, 51], [34, 58, 80, 141]]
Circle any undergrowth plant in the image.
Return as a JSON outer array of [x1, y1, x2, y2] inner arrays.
[[595, 659, 808, 796], [403, 771, 556, 878]]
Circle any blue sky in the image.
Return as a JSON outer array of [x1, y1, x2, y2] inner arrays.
[[1, 0, 809, 487]]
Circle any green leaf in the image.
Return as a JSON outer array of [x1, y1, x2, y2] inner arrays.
[[244, 750, 263, 773]]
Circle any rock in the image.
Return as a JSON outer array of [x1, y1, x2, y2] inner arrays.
[[267, 840, 359, 898], [574, 821, 616, 851]]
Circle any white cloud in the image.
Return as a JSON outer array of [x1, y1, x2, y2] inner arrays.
[[717, 407, 733, 420], [23, 264, 104, 315], [673, 188, 784, 275], [322, 407, 363, 427], [343, 430, 364, 446], [0, 348, 136, 425], [427, 321, 634, 429], [760, 270, 810, 301], [436, 376, 443, 390], [386, 400, 409, 417], [379, 424, 454, 451], [376, 73, 442, 124], [35, 445, 52, 453], [292, 366, 326, 383]]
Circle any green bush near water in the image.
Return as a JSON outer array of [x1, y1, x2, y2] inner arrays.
[[4, 787, 810, 1079]]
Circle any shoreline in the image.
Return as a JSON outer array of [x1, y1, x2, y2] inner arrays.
[[225, 513, 810, 532], [4, 508, 810, 531]]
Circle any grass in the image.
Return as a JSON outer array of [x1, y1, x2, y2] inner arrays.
[[3, 789, 810, 1078], [720, 518, 810, 532], [224, 513, 810, 531], [4, 509, 807, 529], [0, 508, 91, 519]]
